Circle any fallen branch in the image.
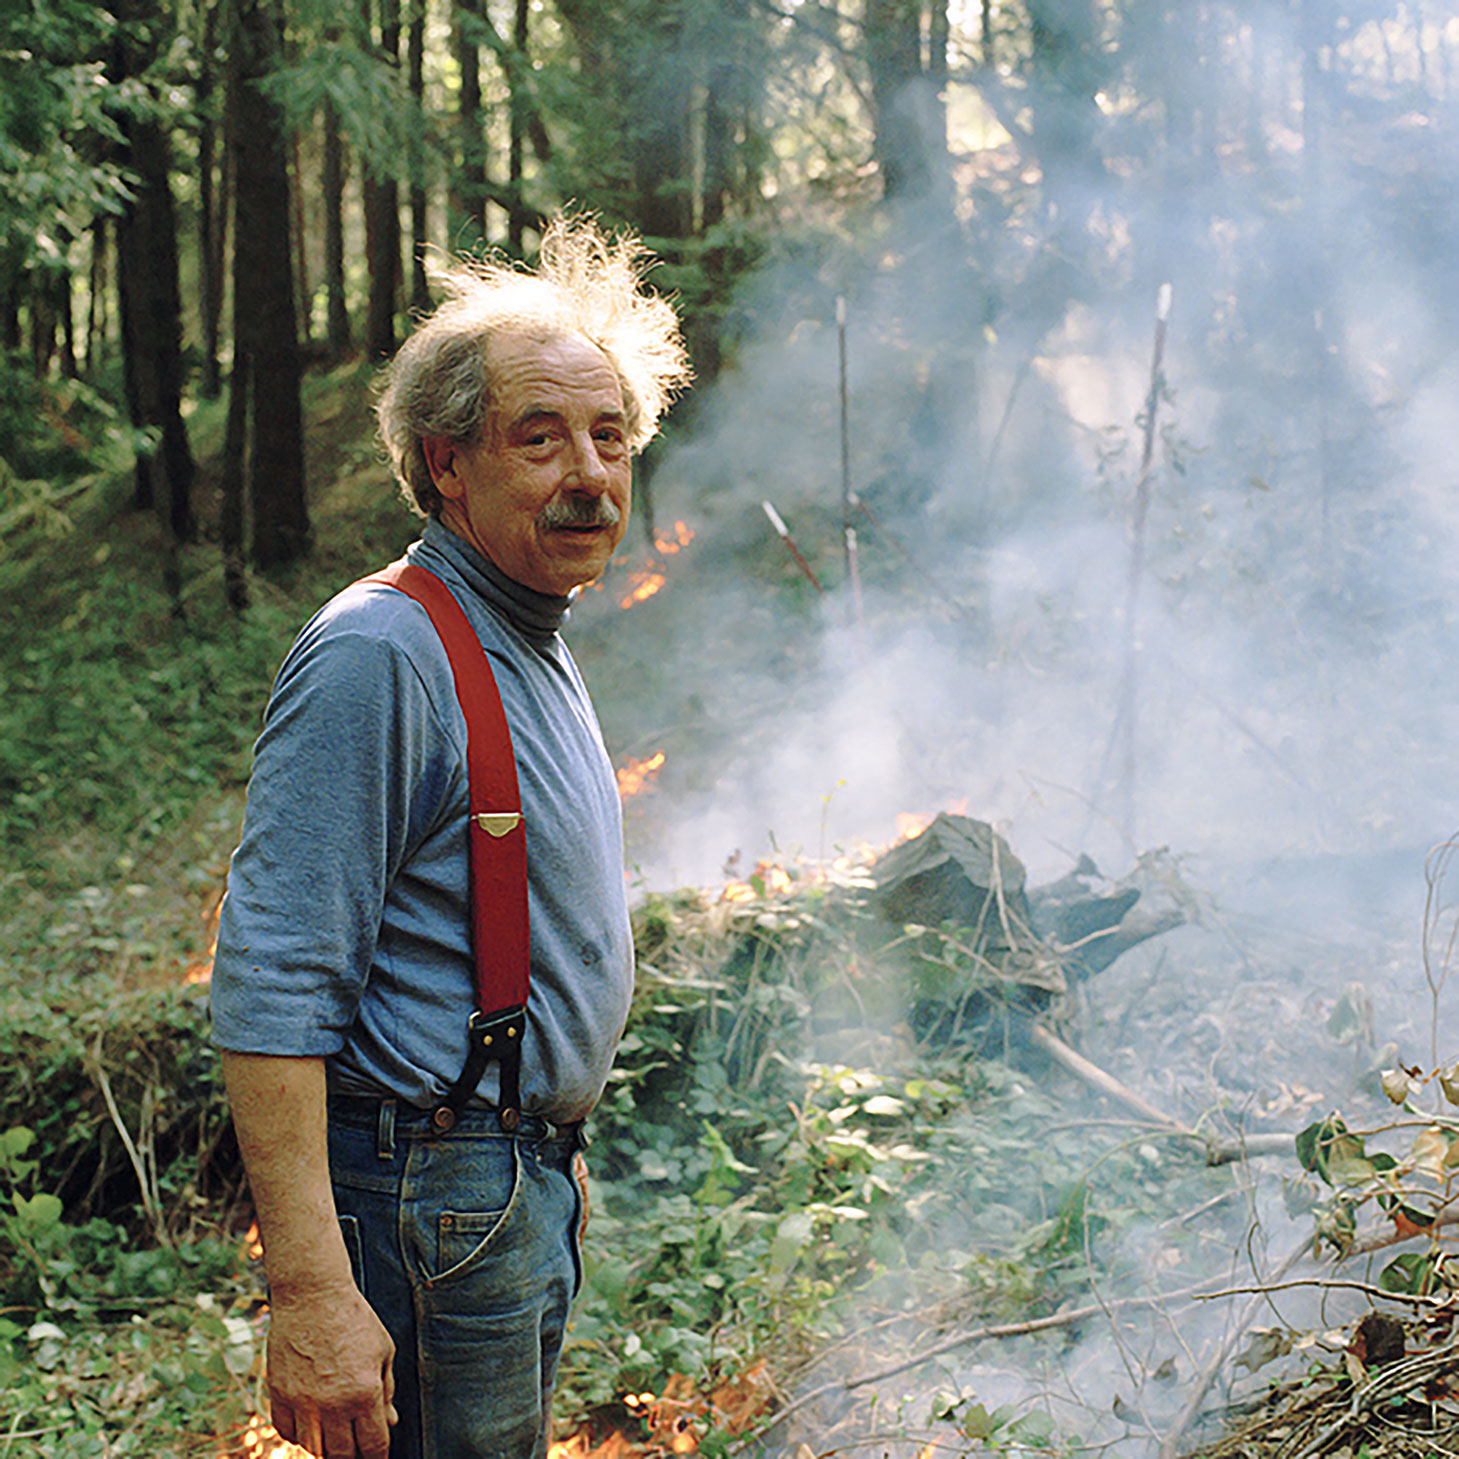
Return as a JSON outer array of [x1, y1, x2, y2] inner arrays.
[[1029, 1024, 1293, 1167], [1194, 1276, 1446, 1309]]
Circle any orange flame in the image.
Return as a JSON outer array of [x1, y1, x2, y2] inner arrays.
[[620, 572, 667, 609], [894, 800, 969, 843], [721, 863, 794, 902], [895, 812, 933, 842], [617, 751, 666, 799], [654, 521, 694, 555], [243, 1219, 264, 1262], [615, 521, 694, 608], [225, 1413, 312, 1458], [184, 897, 223, 986]]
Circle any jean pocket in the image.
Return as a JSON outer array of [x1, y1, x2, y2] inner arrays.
[[338, 1213, 366, 1298], [433, 1201, 518, 1284]]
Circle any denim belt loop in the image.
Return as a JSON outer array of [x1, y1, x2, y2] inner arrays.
[[377, 1098, 397, 1161]]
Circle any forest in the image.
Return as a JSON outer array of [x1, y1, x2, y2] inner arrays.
[[6, 0, 1459, 1455]]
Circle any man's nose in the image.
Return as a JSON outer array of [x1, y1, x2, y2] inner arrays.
[[564, 432, 611, 490]]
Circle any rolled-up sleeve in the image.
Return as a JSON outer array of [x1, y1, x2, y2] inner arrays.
[[211, 606, 451, 1056]]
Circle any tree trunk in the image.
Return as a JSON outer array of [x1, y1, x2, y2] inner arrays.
[[292, 132, 313, 349], [198, 0, 224, 398], [85, 218, 107, 375], [322, 98, 351, 356], [702, 0, 761, 230], [508, 0, 528, 252], [230, 0, 309, 569], [221, 323, 250, 611], [0, 251, 19, 354], [362, 0, 401, 357], [630, 7, 693, 241], [455, 0, 488, 244], [863, 0, 932, 203], [58, 266, 77, 378], [409, 1, 430, 311], [113, 111, 196, 542]]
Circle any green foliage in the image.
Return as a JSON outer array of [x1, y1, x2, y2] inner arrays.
[[931, 1390, 1068, 1455], [0, 351, 132, 488], [0, 1119, 256, 1456], [0, 546, 297, 874], [0, 986, 231, 1234], [1295, 1074, 1459, 1262], [0, 0, 130, 264], [259, 39, 434, 188]]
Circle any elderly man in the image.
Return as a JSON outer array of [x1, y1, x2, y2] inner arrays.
[[211, 217, 690, 1459]]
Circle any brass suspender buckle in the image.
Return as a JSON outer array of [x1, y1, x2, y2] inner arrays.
[[474, 811, 522, 837]]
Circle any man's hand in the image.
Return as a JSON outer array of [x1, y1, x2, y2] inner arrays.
[[266, 1284, 398, 1459]]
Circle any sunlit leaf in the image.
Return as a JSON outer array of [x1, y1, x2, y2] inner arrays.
[[1413, 1126, 1449, 1179]]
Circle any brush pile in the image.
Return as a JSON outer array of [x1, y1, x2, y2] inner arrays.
[[1183, 1308, 1459, 1458]]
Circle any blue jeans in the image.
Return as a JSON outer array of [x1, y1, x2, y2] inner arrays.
[[328, 1096, 587, 1459]]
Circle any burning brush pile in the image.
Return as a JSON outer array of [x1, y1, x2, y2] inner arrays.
[[545, 813, 1224, 1456], [548, 817, 1459, 1459]]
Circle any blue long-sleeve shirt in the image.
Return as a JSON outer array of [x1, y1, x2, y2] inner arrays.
[[211, 519, 633, 1124]]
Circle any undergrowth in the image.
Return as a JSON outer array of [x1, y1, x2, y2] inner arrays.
[[1, 364, 1254, 1458]]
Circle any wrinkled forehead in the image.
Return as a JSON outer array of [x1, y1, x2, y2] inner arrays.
[[482, 330, 627, 419]]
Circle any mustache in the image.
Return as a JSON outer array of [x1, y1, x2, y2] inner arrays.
[[537, 496, 622, 530]]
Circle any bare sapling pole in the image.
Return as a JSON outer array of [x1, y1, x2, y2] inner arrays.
[[837, 296, 863, 626], [1112, 281, 1172, 846], [761, 500, 825, 594]]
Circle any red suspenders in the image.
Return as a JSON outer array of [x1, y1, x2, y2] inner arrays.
[[362, 560, 528, 1133]]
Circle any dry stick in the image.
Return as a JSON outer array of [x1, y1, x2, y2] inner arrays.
[[982, 351, 1036, 488], [850, 495, 965, 607], [749, 1284, 1208, 1447], [1028, 1024, 1294, 1166], [836, 297, 863, 628], [761, 500, 825, 593], [1088, 282, 1173, 849], [1195, 1276, 1445, 1309], [90, 1034, 170, 1246]]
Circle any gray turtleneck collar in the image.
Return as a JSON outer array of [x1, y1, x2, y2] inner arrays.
[[416, 517, 572, 647]]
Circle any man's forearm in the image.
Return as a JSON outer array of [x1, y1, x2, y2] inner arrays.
[[222, 1051, 396, 1459], [221, 1052, 353, 1295]]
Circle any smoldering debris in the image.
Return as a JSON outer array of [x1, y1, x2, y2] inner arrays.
[[586, 813, 1426, 1459]]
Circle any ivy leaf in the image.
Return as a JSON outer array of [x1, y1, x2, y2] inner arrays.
[[1380, 1068, 1414, 1105], [958, 1403, 996, 1440], [1413, 1126, 1449, 1179], [1380, 1252, 1437, 1295], [1297, 1116, 1350, 1183], [12, 1191, 62, 1234]]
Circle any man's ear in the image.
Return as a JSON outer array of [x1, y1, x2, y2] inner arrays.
[[423, 438, 463, 497]]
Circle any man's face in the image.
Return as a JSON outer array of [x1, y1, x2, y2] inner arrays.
[[428, 331, 632, 597]]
